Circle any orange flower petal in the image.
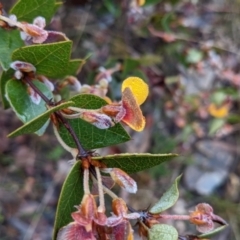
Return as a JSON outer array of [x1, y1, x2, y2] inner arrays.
[[122, 77, 149, 106], [137, 0, 145, 6], [112, 198, 128, 216], [208, 103, 229, 118], [121, 87, 146, 131]]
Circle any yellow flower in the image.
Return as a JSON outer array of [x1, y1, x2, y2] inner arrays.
[[122, 77, 149, 106], [208, 103, 229, 118], [64, 76, 149, 132], [102, 77, 149, 132], [121, 77, 148, 131], [137, 0, 145, 6]]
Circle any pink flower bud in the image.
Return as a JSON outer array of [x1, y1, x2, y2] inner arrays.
[[66, 76, 82, 91], [20, 22, 48, 43], [20, 31, 31, 41], [10, 61, 36, 73], [80, 111, 114, 129], [109, 168, 137, 193], [33, 16, 46, 29], [8, 14, 17, 27], [14, 70, 23, 80], [27, 86, 41, 105], [38, 75, 54, 91]]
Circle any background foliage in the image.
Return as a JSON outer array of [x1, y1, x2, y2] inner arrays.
[[0, 0, 239, 239]]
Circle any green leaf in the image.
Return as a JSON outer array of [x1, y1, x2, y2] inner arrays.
[[93, 153, 177, 174], [103, 0, 121, 17], [209, 118, 225, 135], [53, 161, 84, 240], [0, 29, 24, 71], [10, 0, 61, 24], [0, 69, 14, 109], [150, 175, 181, 214], [8, 101, 73, 137], [227, 114, 240, 124], [197, 225, 228, 239], [65, 59, 85, 76], [58, 94, 131, 150], [59, 119, 130, 150], [6, 79, 53, 135], [148, 224, 178, 240], [122, 58, 140, 76], [145, 0, 163, 6], [12, 41, 81, 78]]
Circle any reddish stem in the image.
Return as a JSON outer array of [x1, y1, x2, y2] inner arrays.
[[158, 214, 190, 221]]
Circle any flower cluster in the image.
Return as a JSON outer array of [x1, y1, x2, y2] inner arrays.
[[57, 195, 140, 240], [10, 60, 55, 105], [0, 13, 67, 44], [62, 76, 149, 132], [189, 203, 227, 233], [20, 16, 48, 43], [141, 202, 227, 238]]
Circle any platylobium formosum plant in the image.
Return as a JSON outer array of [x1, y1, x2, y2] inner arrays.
[[0, 0, 228, 239]]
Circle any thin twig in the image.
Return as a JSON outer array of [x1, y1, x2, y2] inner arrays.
[[54, 111, 88, 157], [24, 76, 88, 157], [24, 76, 54, 105]]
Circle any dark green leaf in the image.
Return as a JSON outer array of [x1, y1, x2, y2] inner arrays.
[[148, 224, 178, 240], [0, 69, 14, 109], [0, 28, 24, 71], [145, 0, 163, 6], [8, 101, 74, 137], [53, 161, 84, 240], [12, 41, 82, 78], [150, 175, 181, 213], [58, 94, 131, 150], [65, 59, 85, 76], [93, 153, 177, 174], [6, 79, 53, 135], [122, 58, 140, 76], [103, 0, 121, 17], [59, 118, 130, 150], [227, 114, 240, 124], [197, 225, 228, 239], [162, 13, 175, 32], [10, 0, 61, 24]]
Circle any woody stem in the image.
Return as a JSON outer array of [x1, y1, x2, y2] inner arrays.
[[24, 76, 88, 158], [157, 214, 190, 221]]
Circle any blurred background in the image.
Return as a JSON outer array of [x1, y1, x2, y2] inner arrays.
[[0, 0, 240, 239]]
